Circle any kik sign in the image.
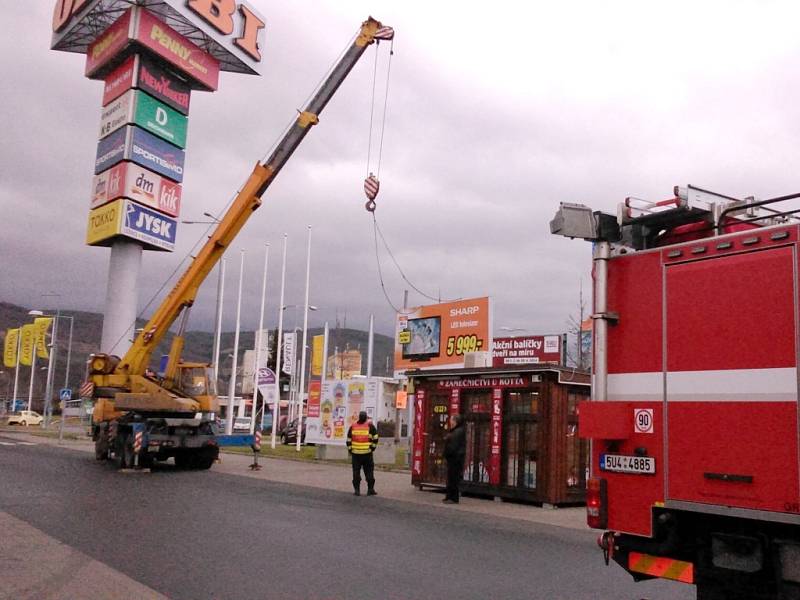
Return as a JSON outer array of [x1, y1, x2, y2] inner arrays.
[[91, 161, 181, 217], [100, 88, 188, 148]]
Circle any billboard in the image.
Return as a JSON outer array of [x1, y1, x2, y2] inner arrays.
[[86, 198, 177, 251], [99, 88, 188, 148], [394, 297, 493, 375], [305, 379, 380, 446], [95, 125, 185, 182], [492, 335, 563, 367], [104, 54, 191, 115], [91, 161, 181, 217], [84, 7, 221, 91]]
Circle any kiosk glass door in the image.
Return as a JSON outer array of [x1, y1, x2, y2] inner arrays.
[[503, 389, 541, 489], [463, 391, 492, 484], [423, 393, 449, 485]]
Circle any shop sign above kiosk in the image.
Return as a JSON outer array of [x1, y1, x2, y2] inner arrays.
[[51, 0, 267, 76]]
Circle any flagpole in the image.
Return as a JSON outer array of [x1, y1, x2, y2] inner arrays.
[[27, 349, 37, 413], [12, 331, 21, 409], [251, 243, 270, 435], [296, 226, 312, 452], [225, 249, 245, 435], [271, 234, 288, 449]]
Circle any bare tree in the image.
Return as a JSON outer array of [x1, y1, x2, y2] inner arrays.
[[565, 279, 591, 370]]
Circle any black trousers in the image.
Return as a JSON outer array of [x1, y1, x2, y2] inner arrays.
[[446, 456, 465, 502], [351, 452, 375, 490]]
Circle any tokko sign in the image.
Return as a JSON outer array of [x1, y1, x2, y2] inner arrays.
[[91, 161, 182, 217], [53, 1, 266, 76]]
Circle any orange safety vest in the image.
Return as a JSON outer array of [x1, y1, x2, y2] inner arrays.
[[349, 422, 374, 454]]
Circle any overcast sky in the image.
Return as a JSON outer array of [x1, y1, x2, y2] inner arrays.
[[3, 1, 800, 339]]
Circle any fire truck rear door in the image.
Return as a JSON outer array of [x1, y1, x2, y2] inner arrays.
[[664, 244, 799, 514]]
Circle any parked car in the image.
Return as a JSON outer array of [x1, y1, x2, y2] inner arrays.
[[215, 417, 252, 433], [280, 418, 307, 445], [7, 410, 43, 426]]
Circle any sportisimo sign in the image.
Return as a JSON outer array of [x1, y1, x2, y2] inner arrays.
[[94, 125, 185, 182]]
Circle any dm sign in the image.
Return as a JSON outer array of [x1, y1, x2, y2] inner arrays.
[[91, 161, 182, 217], [99, 89, 188, 148]]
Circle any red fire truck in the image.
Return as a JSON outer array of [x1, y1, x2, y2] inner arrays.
[[551, 185, 800, 600]]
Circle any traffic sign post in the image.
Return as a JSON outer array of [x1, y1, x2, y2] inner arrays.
[[60, 388, 72, 402]]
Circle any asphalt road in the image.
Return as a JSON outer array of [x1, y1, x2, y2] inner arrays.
[[0, 436, 695, 600]]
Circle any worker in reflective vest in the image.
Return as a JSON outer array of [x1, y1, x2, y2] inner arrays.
[[346, 410, 379, 496]]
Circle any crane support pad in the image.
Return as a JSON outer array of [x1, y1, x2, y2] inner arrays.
[[216, 434, 256, 447], [628, 552, 694, 583]]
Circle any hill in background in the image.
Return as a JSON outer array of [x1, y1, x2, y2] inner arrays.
[[0, 302, 395, 405]]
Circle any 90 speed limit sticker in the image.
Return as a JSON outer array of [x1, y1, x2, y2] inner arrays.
[[634, 408, 654, 434]]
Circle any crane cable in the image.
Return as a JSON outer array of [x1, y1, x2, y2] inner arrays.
[[364, 37, 394, 212], [371, 211, 445, 315]]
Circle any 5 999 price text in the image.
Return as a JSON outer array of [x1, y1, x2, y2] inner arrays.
[[445, 335, 484, 356]]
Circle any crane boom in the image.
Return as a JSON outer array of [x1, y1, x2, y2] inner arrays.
[[116, 17, 393, 376]]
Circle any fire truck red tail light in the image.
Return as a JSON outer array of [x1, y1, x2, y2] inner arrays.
[[586, 477, 608, 529]]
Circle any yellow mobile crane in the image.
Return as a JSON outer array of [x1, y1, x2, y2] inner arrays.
[[88, 17, 394, 470]]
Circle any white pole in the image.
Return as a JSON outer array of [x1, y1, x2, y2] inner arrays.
[[271, 234, 288, 449], [27, 350, 37, 413], [64, 316, 74, 389], [251, 243, 270, 435], [43, 317, 58, 427], [100, 239, 143, 356], [212, 259, 226, 388], [297, 226, 312, 452], [367, 313, 374, 378], [225, 249, 245, 435], [12, 330, 21, 408]]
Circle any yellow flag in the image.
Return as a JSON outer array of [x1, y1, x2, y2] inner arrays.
[[34, 317, 52, 360], [312, 335, 324, 376], [19, 324, 35, 366], [3, 328, 19, 368]]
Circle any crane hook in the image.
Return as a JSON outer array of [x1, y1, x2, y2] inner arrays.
[[364, 173, 380, 212]]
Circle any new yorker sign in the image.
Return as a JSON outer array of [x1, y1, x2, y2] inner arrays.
[[51, 0, 266, 76]]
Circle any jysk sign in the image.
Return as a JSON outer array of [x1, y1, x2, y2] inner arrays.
[[103, 54, 191, 115], [99, 89, 188, 148], [95, 125, 185, 182], [86, 198, 176, 251], [91, 161, 181, 217], [121, 200, 177, 251]]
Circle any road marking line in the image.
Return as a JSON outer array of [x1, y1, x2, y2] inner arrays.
[[0, 441, 15, 445], [16, 442, 37, 445]]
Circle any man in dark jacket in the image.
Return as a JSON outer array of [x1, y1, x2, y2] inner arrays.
[[443, 414, 466, 504], [346, 411, 379, 496]]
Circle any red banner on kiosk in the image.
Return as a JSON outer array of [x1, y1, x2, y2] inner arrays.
[[412, 390, 425, 478], [489, 388, 502, 485]]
